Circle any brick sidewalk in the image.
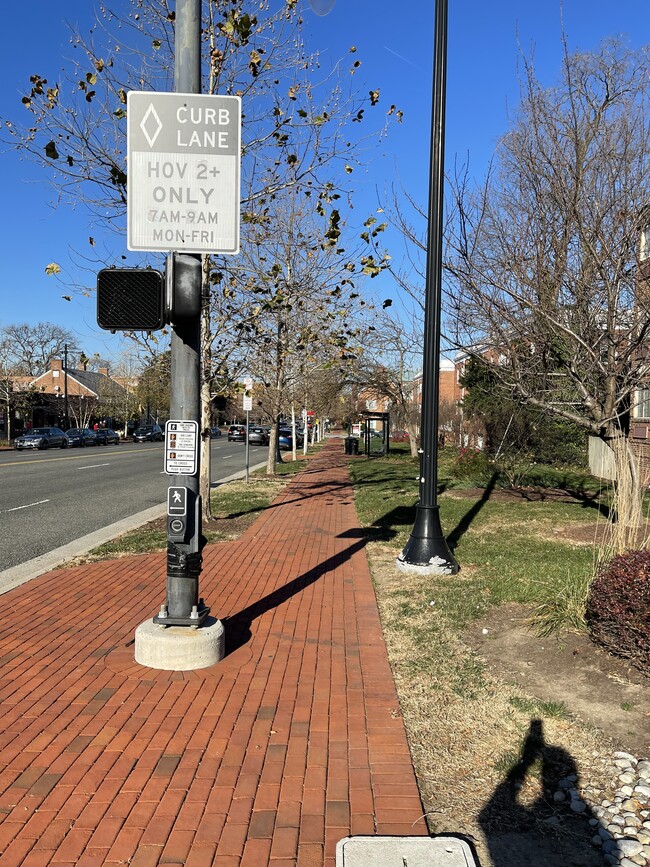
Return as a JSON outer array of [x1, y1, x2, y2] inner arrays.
[[0, 440, 427, 866]]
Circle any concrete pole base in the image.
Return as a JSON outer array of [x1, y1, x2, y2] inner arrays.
[[134, 616, 225, 671]]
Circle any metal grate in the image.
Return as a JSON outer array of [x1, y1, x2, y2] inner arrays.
[[97, 268, 165, 330]]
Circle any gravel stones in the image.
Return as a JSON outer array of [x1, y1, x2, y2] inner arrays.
[[571, 751, 650, 865]]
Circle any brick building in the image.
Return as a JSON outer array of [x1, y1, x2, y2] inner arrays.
[[13, 358, 129, 431]]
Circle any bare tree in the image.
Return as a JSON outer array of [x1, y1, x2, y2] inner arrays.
[[237, 193, 364, 473], [4, 0, 393, 510], [0, 322, 78, 376], [444, 39, 650, 537], [4, 1, 389, 275], [354, 309, 423, 456]]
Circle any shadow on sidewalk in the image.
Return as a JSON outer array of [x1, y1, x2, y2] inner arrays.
[[478, 719, 606, 867], [220, 479, 353, 520], [222, 536, 369, 655]]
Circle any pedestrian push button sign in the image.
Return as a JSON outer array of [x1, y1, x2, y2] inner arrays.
[[164, 420, 198, 475], [167, 486, 187, 516]]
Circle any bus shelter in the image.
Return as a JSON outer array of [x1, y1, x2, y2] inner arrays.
[[361, 411, 390, 456]]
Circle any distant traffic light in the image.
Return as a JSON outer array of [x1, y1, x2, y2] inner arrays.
[[97, 268, 165, 331]]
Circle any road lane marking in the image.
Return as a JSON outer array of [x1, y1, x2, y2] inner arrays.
[[2, 499, 50, 513], [78, 463, 111, 470], [0, 446, 163, 468]]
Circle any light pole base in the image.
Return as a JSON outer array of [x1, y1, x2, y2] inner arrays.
[[396, 504, 458, 575]]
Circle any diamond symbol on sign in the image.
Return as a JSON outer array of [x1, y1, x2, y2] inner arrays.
[[140, 104, 163, 148]]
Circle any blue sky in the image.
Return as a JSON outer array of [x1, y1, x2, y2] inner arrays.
[[1, 0, 648, 363]]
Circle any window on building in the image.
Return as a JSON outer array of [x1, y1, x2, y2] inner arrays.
[[634, 388, 650, 418], [641, 226, 650, 262]]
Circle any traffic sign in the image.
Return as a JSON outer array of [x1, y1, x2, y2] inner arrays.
[[164, 420, 199, 475], [127, 91, 241, 254], [167, 486, 187, 516], [243, 395, 253, 411]]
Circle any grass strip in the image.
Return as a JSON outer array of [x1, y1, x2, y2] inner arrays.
[[82, 456, 310, 560], [348, 446, 613, 854], [350, 446, 601, 630]]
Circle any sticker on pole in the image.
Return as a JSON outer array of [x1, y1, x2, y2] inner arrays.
[[164, 420, 198, 475]]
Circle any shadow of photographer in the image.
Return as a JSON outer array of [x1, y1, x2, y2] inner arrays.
[[478, 719, 607, 866]]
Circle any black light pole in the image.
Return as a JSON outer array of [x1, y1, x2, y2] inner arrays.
[[397, 0, 458, 575]]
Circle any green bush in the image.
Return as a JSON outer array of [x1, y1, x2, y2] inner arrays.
[[453, 447, 494, 485], [459, 357, 587, 467], [585, 550, 650, 673], [532, 417, 587, 467]]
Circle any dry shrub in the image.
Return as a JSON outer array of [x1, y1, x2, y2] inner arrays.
[[585, 550, 650, 674]]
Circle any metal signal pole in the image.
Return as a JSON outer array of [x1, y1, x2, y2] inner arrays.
[[154, 0, 208, 626]]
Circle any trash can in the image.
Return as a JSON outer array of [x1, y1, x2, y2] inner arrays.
[[344, 436, 359, 456]]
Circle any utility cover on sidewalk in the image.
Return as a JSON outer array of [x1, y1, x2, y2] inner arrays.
[[336, 836, 477, 867]]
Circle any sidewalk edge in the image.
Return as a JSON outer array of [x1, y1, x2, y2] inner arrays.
[[0, 461, 267, 595]]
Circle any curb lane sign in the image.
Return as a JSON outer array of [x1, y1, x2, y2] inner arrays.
[[164, 420, 199, 475], [127, 91, 241, 254]]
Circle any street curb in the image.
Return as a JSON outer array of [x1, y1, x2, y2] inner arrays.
[[0, 461, 268, 596]]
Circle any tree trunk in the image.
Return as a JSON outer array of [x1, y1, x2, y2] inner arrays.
[[200, 281, 212, 519], [266, 423, 279, 476], [200, 375, 212, 519], [267, 325, 285, 477], [603, 431, 644, 556], [406, 421, 419, 457]]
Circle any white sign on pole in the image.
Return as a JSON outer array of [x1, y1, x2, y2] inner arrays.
[[242, 395, 253, 412], [164, 419, 199, 475], [127, 91, 241, 254]]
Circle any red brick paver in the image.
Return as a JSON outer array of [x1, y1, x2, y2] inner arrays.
[[0, 441, 427, 865]]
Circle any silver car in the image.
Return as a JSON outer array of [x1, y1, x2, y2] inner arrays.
[[14, 427, 69, 450]]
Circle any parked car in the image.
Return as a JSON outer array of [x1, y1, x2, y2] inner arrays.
[[94, 428, 120, 445], [65, 427, 98, 447], [278, 428, 303, 450], [14, 427, 69, 451], [228, 425, 246, 442], [209, 427, 222, 438], [133, 424, 164, 442], [247, 426, 269, 446]]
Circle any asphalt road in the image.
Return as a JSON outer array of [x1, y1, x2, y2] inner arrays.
[[0, 438, 268, 572]]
